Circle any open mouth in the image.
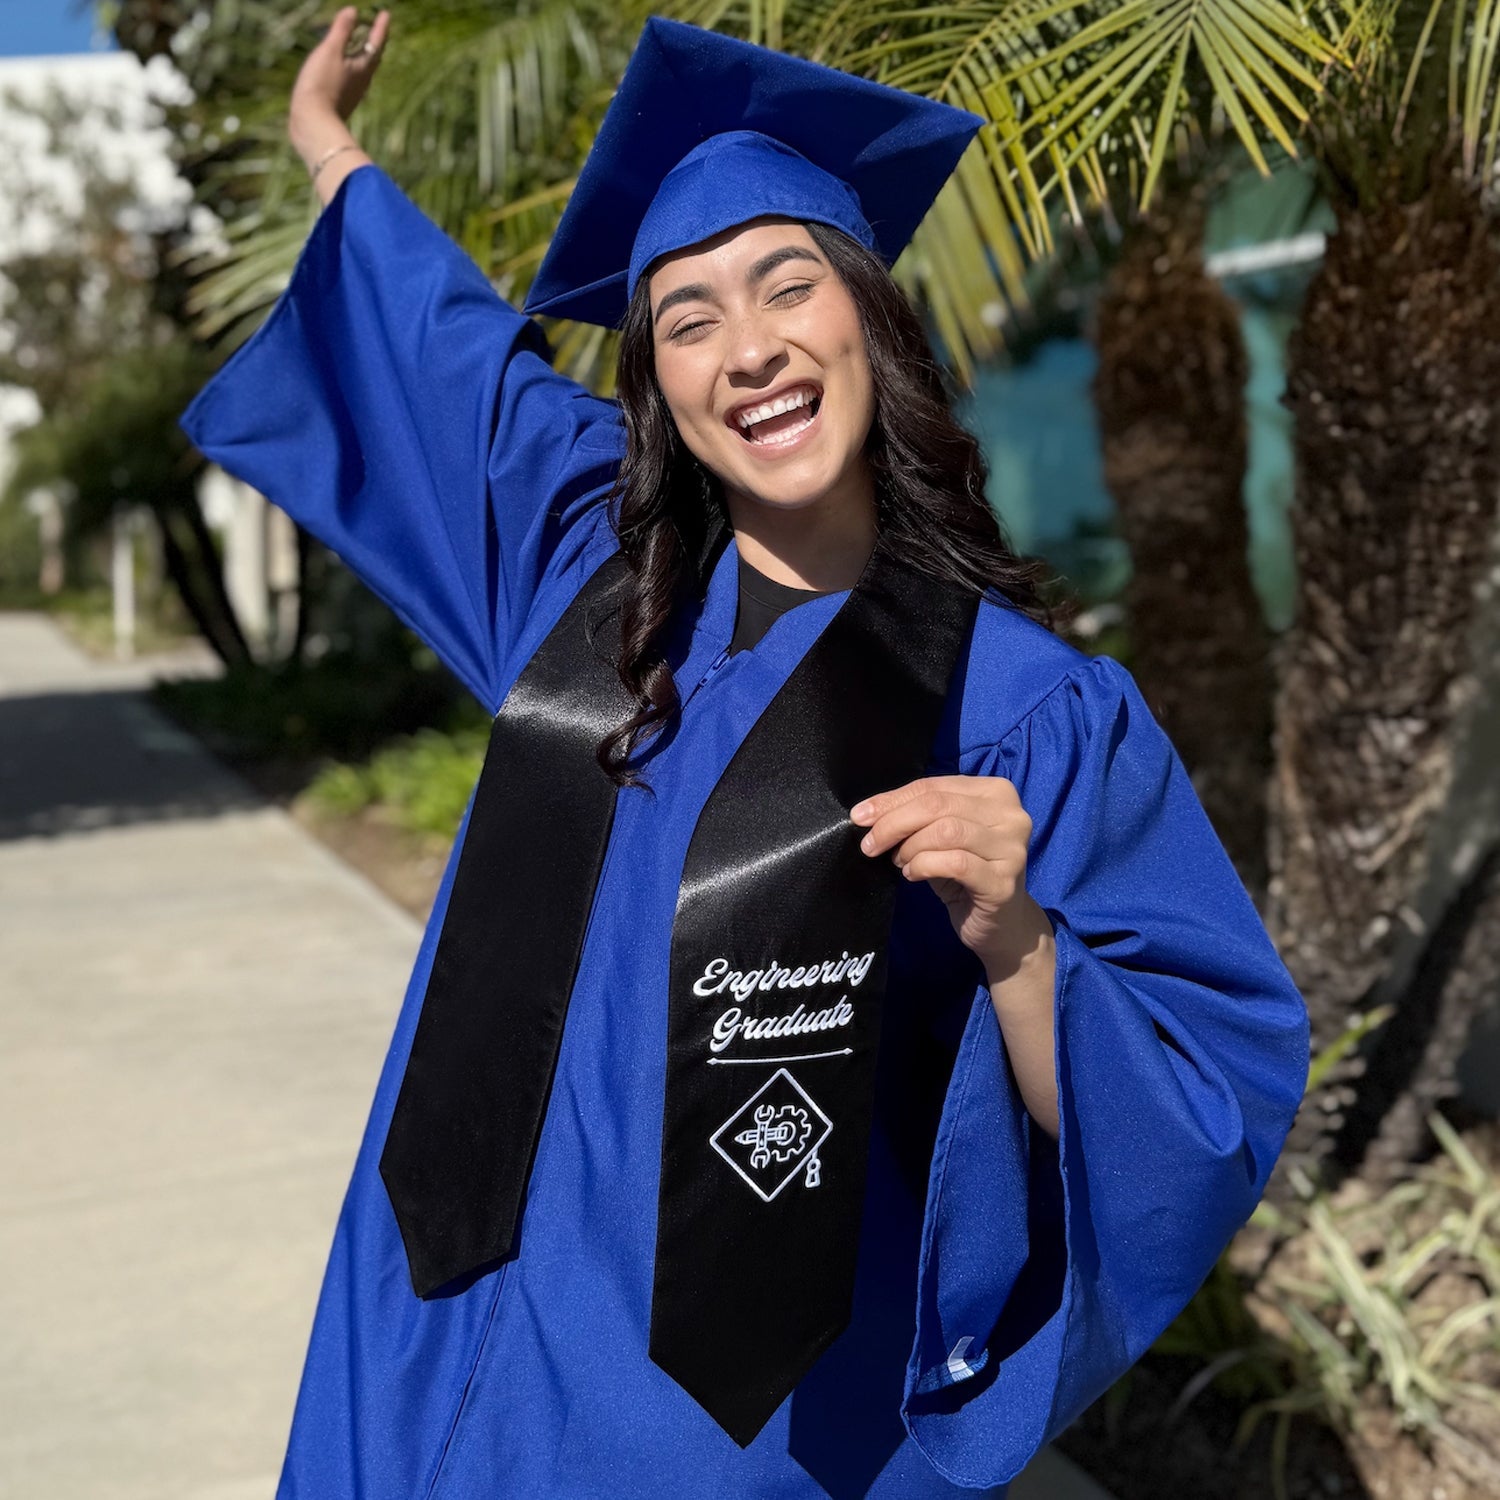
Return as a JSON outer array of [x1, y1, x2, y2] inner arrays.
[[731, 384, 823, 447]]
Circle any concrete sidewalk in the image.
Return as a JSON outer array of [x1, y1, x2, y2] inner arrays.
[[0, 615, 421, 1499], [0, 612, 1112, 1500]]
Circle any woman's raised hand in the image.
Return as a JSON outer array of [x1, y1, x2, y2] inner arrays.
[[292, 7, 389, 131], [289, 7, 390, 200]]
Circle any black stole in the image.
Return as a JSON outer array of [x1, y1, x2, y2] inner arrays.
[[378, 536, 977, 1445]]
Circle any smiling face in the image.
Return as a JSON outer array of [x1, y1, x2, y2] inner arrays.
[[647, 218, 877, 525]]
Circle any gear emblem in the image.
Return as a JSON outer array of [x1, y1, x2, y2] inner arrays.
[[736, 1103, 814, 1168], [711, 1069, 833, 1202]]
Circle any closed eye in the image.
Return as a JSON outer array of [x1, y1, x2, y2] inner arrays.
[[665, 283, 818, 342]]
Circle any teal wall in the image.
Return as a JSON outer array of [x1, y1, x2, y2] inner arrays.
[[956, 165, 1328, 631], [956, 318, 1300, 628], [1240, 305, 1297, 633], [954, 341, 1127, 607]]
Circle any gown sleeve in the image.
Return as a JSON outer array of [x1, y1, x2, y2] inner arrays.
[[178, 164, 625, 711], [901, 652, 1310, 1489]]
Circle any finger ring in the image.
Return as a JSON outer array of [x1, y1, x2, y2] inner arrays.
[[362, 40, 379, 55]]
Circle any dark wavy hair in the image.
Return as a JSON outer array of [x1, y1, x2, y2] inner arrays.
[[594, 219, 1070, 786]]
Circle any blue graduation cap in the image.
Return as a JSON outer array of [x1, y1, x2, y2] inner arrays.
[[522, 17, 984, 328]]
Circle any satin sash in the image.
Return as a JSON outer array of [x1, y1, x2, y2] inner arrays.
[[650, 541, 977, 1443], [379, 552, 634, 1294], [378, 536, 978, 1444]]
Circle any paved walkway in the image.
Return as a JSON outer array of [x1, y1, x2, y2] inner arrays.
[[0, 613, 1111, 1500], [0, 615, 421, 1499]]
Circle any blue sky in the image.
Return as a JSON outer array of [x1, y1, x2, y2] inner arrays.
[[0, 0, 113, 57]]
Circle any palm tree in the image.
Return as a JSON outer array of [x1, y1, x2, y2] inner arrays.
[[1089, 181, 1269, 892], [829, 0, 1500, 1178], [1263, 0, 1500, 1177]]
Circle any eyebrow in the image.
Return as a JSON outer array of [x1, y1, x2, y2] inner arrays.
[[652, 245, 824, 327]]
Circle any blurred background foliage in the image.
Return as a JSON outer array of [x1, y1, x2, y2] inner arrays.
[[113, 0, 1349, 383]]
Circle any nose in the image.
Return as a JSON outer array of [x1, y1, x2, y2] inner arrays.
[[721, 303, 788, 382]]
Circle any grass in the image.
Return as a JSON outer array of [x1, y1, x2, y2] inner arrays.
[[299, 723, 489, 841]]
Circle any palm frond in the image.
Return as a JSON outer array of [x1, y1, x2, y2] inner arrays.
[[358, 0, 610, 199], [1304, 0, 1500, 204], [186, 0, 620, 343], [1006, 0, 1345, 216], [186, 0, 1361, 385], [184, 209, 315, 346], [811, 0, 1343, 230]]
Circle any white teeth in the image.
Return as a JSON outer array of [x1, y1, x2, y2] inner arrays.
[[735, 386, 818, 429], [752, 410, 816, 446]]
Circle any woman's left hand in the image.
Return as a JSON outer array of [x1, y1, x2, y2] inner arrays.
[[849, 775, 1051, 978], [853, 775, 1061, 1137]]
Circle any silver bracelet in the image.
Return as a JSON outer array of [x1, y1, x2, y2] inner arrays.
[[310, 142, 360, 183]]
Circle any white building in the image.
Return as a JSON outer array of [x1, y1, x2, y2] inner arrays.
[[0, 50, 288, 655], [0, 49, 192, 510]]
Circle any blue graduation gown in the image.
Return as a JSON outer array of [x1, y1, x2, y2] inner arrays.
[[180, 165, 1310, 1498]]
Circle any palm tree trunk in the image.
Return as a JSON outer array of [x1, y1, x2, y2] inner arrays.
[[1092, 192, 1272, 896], [155, 499, 253, 670], [1335, 844, 1500, 1183], [1271, 175, 1500, 1174]]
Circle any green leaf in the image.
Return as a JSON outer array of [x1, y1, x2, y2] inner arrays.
[[1305, 1005, 1394, 1094]]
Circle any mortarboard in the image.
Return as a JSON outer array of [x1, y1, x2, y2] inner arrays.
[[521, 17, 984, 329]]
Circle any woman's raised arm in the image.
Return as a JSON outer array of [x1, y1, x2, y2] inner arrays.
[[180, 7, 624, 711], [288, 6, 385, 205]]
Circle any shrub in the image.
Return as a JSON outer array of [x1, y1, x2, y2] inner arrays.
[[155, 645, 482, 764], [1127, 1007, 1500, 1499], [300, 724, 488, 842], [1145, 1104, 1500, 1500]]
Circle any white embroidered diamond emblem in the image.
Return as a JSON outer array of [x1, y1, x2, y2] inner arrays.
[[711, 1068, 833, 1202]]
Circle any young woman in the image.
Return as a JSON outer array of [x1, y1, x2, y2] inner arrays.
[[182, 11, 1309, 1497]]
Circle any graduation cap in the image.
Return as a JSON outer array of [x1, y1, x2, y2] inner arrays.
[[521, 17, 984, 329]]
